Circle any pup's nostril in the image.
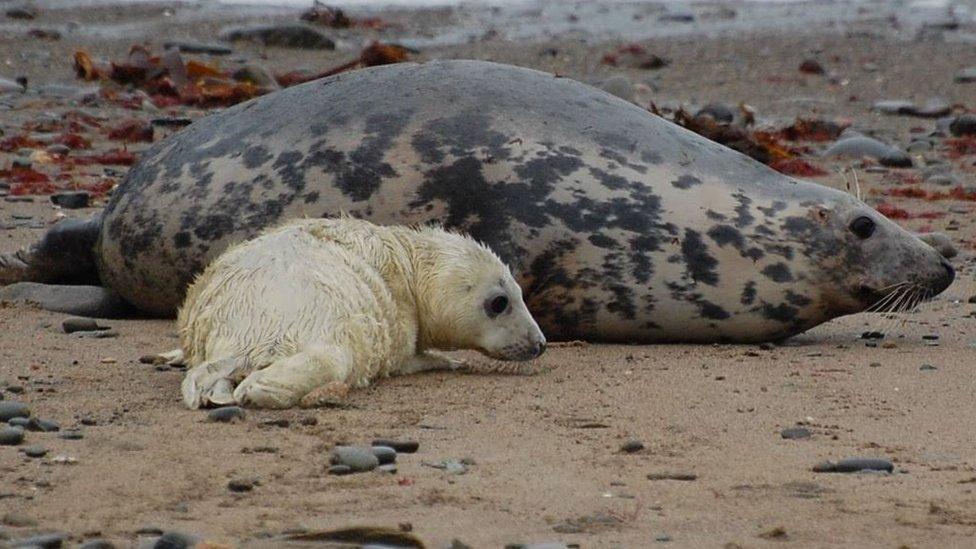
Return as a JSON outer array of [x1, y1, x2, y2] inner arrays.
[[535, 341, 547, 357]]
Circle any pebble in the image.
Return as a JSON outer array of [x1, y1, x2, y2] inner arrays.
[[371, 445, 397, 465], [150, 117, 193, 128], [372, 439, 419, 453], [377, 463, 398, 474], [872, 99, 914, 114], [331, 446, 379, 472], [823, 135, 911, 168], [207, 406, 245, 423], [232, 64, 281, 91], [781, 427, 811, 440], [218, 24, 336, 49], [9, 533, 66, 548], [153, 531, 199, 549], [328, 464, 353, 475], [59, 430, 83, 440], [0, 400, 30, 421], [50, 191, 91, 209], [812, 458, 893, 473], [0, 76, 26, 93], [46, 144, 70, 156], [163, 41, 233, 55], [696, 103, 735, 124], [646, 472, 697, 481], [2, 512, 37, 526], [75, 330, 119, 339], [62, 317, 105, 333], [135, 526, 164, 536], [5, 6, 36, 19], [655, 533, 673, 543], [23, 445, 47, 458], [949, 114, 976, 136], [919, 364, 938, 371], [620, 439, 645, 453], [227, 479, 255, 492], [2, 426, 26, 446], [861, 331, 884, 340], [798, 59, 825, 74], [0, 282, 133, 318], [955, 67, 976, 83]]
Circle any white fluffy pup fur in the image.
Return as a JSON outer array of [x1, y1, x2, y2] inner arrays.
[[178, 217, 546, 409]]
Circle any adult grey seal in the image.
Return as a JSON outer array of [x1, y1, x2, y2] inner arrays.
[[0, 60, 955, 342]]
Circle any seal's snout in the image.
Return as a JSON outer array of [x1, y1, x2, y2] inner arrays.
[[932, 260, 955, 295], [528, 337, 547, 359]]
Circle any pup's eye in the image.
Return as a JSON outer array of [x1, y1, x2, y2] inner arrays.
[[485, 295, 510, 318], [849, 216, 875, 239]]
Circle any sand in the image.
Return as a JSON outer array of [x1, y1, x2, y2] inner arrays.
[[1, 1, 976, 547]]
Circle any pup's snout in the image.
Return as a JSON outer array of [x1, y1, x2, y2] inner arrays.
[[528, 339, 546, 359]]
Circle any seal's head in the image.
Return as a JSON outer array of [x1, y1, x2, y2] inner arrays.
[[417, 229, 546, 361], [790, 194, 955, 317]]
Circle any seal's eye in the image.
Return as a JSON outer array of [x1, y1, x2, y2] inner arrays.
[[485, 295, 510, 318], [850, 216, 875, 239]]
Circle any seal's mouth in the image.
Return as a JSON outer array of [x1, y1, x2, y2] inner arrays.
[[483, 340, 547, 362], [856, 261, 955, 313]]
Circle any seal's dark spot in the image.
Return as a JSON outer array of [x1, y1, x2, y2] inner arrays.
[[681, 229, 719, 286], [672, 175, 702, 189], [761, 263, 793, 283], [640, 150, 662, 165], [588, 167, 628, 190], [732, 192, 755, 228], [174, 231, 191, 249], [707, 224, 744, 249], [698, 300, 730, 320], [740, 281, 757, 305], [761, 302, 798, 323], [706, 210, 727, 222], [785, 291, 812, 307], [588, 234, 617, 248], [242, 145, 273, 169]]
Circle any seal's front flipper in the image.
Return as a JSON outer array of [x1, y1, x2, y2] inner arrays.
[[0, 282, 135, 318], [0, 214, 102, 286]]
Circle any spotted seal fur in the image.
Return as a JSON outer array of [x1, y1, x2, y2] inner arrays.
[[0, 60, 955, 342]]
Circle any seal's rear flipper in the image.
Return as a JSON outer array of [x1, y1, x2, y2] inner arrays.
[[0, 282, 135, 318], [0, 215, 102, 286]]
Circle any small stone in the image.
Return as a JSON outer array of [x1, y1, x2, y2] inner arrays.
[[620, 439, 645, 453], [872, 99, 914, 114], [2, 512, 37, 527], [153, 531, 199, 549], [950, 114, 976, 137], [371, 445, 397, 465], [59, 430, 83, 440], [62, 317, 104, 333], [207, 406, 245, 423], [79, 540, 115, 549], [23, 445, 47, 457], [812, 458, 894, 473], [331, 446, 379, 472], [50, 191, 90, 209], [10, 533, 66, 548], [781, 427, 811, 440], [135, 526, 164, 535], [9, 417, 31, 428], [218, 24, 336, 49], [372, 439, 419, 453], [919, 364, 938, 371], [823, 136, 911, 168], [696, 103, 735, 124], [260, 418, 290, 428], [799, 59, 825, 74], [444, 459, 468, 475], [377, 463, 398, 474], [861, 331, 884, 340], [228, 479, 254, 492], [655, 533, 672, 543], [0, 76, 26, 93], [922, 334, 940, 340], [6, 384, 24, 394], [329, 464, 352, 475], [0, 400, 30, 421], [232, 64, 280, 91], [5, 6, 37, 19], [954, 67, 976, 83], [647, 472, 697, 481], [869, 362, 882, 368], [0, 425, 25, 445], [150, 117, 192, 128]]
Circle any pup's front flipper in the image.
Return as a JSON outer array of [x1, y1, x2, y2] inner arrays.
[[233, 345, 352, 409], [399, 351, 466, 375], [182, 356, 247, 409]]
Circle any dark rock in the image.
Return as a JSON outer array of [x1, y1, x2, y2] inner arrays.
[[135, 526, 164, 536], [0, 76, 26, 93], [2, 512, 37, 526], [0, 400, 30, 421], [823, 136, 911, 168], [377, 463, 398, 474], [50, 191, 91, 209], [328, 464, 353, 475], [0, 283, 135, 318], [812, 458, 893, 473], [955, 67, 976, 83], [59, 430, 83, 440], [620, 439, 645, 453], [949, 114, 976, 136], [228, 479, 254, 492], [331, 446, 379, 472], [218, 24, 335, 50], [150, 117, 193, 128], [861, 331, 885, 340], [372, 439, 419, 453], [920, 364, 938, 371], [153, 531, 199, 549], [799, 59, 825, 75], [207, 406, 245, 423], [781, 427, 811, 440], [696, 103, 735, 124], [163, 41, 233, 55], [79, 540, 116, 549], [647, 472, 697, 481], [0, 425, 25, 445], [232, 64, 280, 91], [5, 6, 37, 20], [371, 445, 397, 465]]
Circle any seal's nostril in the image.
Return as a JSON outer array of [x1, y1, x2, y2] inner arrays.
[[942, 261, 955, 282], [536, 341, 547, 357]]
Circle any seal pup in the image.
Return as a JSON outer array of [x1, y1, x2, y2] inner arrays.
[[179, 217, 546, 409], [0, 60, 955, 342]]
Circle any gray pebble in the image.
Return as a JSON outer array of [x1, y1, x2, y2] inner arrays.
[[79, 540, 116, 549], [0, 400, 30, 421], [696, 103, 735, 124], [954, 67, 976, 83], [871, 100, 914, 114], [46, 144, 70, 156], [10, 533, 66, 548], [813, 458, 894, 473], [232, 64, 280, 91], [371, 445, 397, 465], [218, 24, 335, 50], [207, 406, 245, 423], [0, 76, 26, 93], [620, 439, 645, 453], [163, 41, 233, 55], [377, 463, 398, 474], [50, 191, 90, 209], [0, 425, 25, 445], [59, 430, 83, 440], [329, 464, 353, 475], [62, 317, 104, 333], [371, 439, 419, 453], [135, 526, 164, 536], [331, 446, 379, 472], [781, 427, 811, 439], [823, 136, 911, 168], [920, 364, 938, 371], [23, 445, 47, 457], [655, 533, 673, 543], [153, 531, 199, 549], [950, 114, 976, 137]]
